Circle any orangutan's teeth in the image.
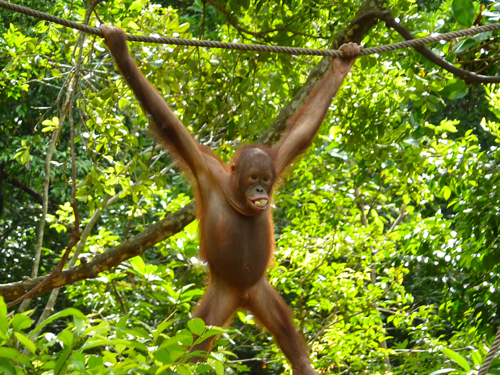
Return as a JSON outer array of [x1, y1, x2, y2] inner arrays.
[[254, 199, 268, 207]]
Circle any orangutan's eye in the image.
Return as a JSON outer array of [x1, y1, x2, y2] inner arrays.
[[251, 174, 258, 180], [263, 176, 270, 182]]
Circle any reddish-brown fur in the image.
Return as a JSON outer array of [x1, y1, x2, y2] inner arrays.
[[101, 25, 360, 375]]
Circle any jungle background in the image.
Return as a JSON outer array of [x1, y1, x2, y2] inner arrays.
[[1, 0, 500, 373]]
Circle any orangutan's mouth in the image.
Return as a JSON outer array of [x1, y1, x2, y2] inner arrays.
[[251, 198, 269, 209]]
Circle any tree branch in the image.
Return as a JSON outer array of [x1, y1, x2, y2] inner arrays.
[[379, 12, 500, 84], [0, 202, 196, 301], [0, 169, 58, 213], [204, 0, 321, 40]]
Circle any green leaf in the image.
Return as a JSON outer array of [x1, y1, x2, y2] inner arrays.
[[14, 332, 36, 354], [0, 298, 6, 321], [403, 139, 420, 147], [129, 256, 146, 275], [69, 351, 85, 372], [198, 327, 225, 343], [441, 79, 468, 99], [188, 318, 205, 336], [442, 348, 471, 372], [452, 0, 475, 27], [54, 346, 71, 375], [57, 329, 74, 348], [214, 360, 224, 375], [116, 314, 129, 329], [88, 355, 103, 369], [200, 363, 215, 373], [167, 17, 179, 31], [452, 38, 477, 54], [29, 308, 86, 338], [154, 319, 172, 341], [155, 349, 172, 364], [3, 60, 14, 72], [0, 358, 16, 375], [129, 20, 141, 29], [471, 350, 482, 366], [41, 117, 59, 132], [118, 98, 129, 110], [403, 194, 411, 205], [12, 315, 32, 331], [0, 347, 30, 365], [129, 1, 142, 12], [81, 338, 148, 352], [170, 349, 185, 362], [442, 186, 452, 200], [160, 331, 193, 349], [270, 76, 282, 93], [439, 118, 459, 133], [178, 22, 190, 32], [236, 311, 246, 323], [0, 298, 8, 338]]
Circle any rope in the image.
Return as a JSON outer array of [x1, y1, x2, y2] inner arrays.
[[2, 0, 500, 57], [478, 325, 500, 375]]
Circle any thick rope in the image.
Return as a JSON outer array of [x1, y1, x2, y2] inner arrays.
[[1, 0, 500, 57], [478, 325, 500, 375]]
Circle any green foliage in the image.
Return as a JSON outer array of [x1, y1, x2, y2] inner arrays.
[[2, 0, 500, 374], [452, 0, 476, 28], [0, 297, 228, 374]]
